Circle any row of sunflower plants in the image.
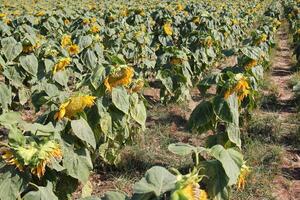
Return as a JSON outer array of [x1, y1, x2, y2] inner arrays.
[[0, 0, 281, 199], [76, 1, 283, 200], [284, 0, 300, 99]]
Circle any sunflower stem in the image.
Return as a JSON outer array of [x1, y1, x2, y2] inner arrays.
[[29, 182, 39, 189]]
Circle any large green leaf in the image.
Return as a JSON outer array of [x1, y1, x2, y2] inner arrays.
[[2, 37, 22, 61], [19, 54, 38, 76], [188, 100, 215, 133], [0, 82, 11, 110], [112, 87, 130, 114], [201, 160, 229, 200], [102, 191, 129, 200], [0, 164, 28, 200], [130, 100, 146, 129], [71, 117, 96, 149], [213, 96, 232, 123], [209, 145, 243, 185], [62, 144, 93, 183], [23, 182, 58, 200], [168, 143, 204, 156], [132, 166, 176, 200]]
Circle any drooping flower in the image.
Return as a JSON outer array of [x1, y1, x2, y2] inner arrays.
[[204, 36, 213, 47], [35, 11, 45, 17], [54, 95, 96, 120], [68, 44, 80, 55], [53, 57, 71, 74], [244, 59, 258, 70], [64, 19, 71, 25], [61, 35, 72, 48], [176, 3, 184, 12], [192, 16, 201, 24], [170, 57, 182, 65], [1, 149, 24, 171], [1, 140, 62, 179], [104, 67, 134, 92], [171, 170, 207, 200], [90, 24, 100, 33], [224, 76, 250, 101], [237, 163, 251, 190], [163, 22, 173, 36], [0, 13, 6, 19], [82, 18, 90, 25]]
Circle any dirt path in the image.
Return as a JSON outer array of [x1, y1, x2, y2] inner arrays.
[[270, 22, 300, 200]]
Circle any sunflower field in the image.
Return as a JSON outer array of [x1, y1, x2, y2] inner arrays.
[[0, 0, 289, 199]]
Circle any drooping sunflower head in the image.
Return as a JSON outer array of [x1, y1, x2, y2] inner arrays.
[[176, 3, 184, 12], [90, 24, 100, 33], [0, 13, 7, 19], [204, 36, 213, 47], [1, 140, 62, 179], [171, 171, 207, 200], [68, 44, 80, 55], [54, 95, 96, 120], [53, 57, 72, 74], [244, 59, 258, 70], [104, 66, 134, 92], [237, 163, 251, 190], [163, 22, 173, 36], [61, 35, 72, 48], [224, 74, 250, 101], [170, 57, 182, 65]]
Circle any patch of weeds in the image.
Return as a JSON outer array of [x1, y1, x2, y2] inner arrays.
[[246, 114, 282, 143], [288, 71, 300, 88], [231, 138, 284, 200]]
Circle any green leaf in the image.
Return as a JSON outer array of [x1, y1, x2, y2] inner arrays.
[[130, 100, 146, 129], [2, 37, 22, 61], [209, 145, 243, 185], [23, 182, 58, 200], [79, 35, 93, 50], [62, 144, 93, 183], [112, 87, 130, 114], [71, 117, 96, 149], [81, 180, 93, 198], [53, 70, 68, 87], [201, 160, 229, 200], [0, 164, 28, 200], [19, 54, 38, 76], [188, 100, 215, 133], [19, 87, 31, 105], [213, 96, 232, 123], [168, 143, 203, 156], [102, 191, 129, 200], [0, 82, 11, 110], [226, 123, 241, 148], [132, 166, 176, 199]]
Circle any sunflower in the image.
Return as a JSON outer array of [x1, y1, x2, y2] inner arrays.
[[237, 163, 251, 190], [53, 57, 71, 74], [64, 19, 71, 25], [170, 57, 182, 65], [90, 24, 100, 33], [68, 44, 80, 55], [35, 11, 45, 17], [54, 95, 96, 120], [104, 67, 134, 92], [0, 13, 6, 19], [163, 22, 173, 36], [1, 140, 62, 179], [1, 149, 24, 171], [192, 16, 201, 24], [244, 59, 258, 70], [204, 36, 213, 47], [61, 35, 72, 48], [224, 76, 250, 101], [171, 170, 207, 200], [176, 3, 184, 11], [82, 18, 90, 25]]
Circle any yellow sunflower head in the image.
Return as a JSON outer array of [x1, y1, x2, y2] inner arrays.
[[68, 44, 80, 55], [104, 66, 134, 92], [61, 35, 72, 48], [163, 22, 173, 36], [53, 57, 72, 74], [90, 24, 100, 33], [54, 95, 96, 120], [237, 163, 251, 190], [244, 59, 258, 70]]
